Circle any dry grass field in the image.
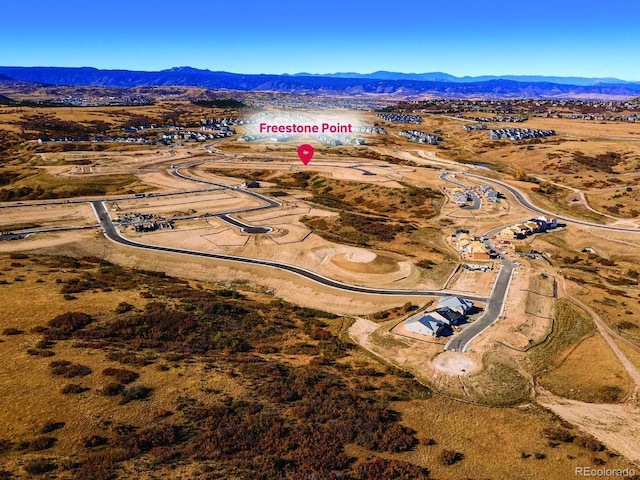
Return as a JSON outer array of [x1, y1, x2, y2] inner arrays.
[[3, 254, 636, 479], [539, 335, 631, 403]]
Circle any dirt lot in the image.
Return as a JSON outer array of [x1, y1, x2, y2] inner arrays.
[[0, 203, 97, 231]]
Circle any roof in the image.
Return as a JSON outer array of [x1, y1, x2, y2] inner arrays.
[[470, 241, 488, 253], [435, 307, 464, 323], [405, 314, 445, 336], [438, 296, 474, 314]]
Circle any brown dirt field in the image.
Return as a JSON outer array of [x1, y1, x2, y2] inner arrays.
[[114, 190, 259, 217], [539, 335, 632, 403], [480, 267, 553, 352], [446, 267, 497, 297], [0, 203, 97, 230]]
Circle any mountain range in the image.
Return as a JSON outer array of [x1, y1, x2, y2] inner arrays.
[[1, 66, 639, 99], [293, 71, 636, 86]]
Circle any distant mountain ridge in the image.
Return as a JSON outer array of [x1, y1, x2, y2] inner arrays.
[[1, 66, 639, 99], [300, 71, 635, 86]]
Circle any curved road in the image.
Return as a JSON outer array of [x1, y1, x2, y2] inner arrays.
[[92, 201, 487, 302]]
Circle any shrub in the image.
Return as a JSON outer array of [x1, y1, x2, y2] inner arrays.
[[309, 326, 333, 341], [355, 458, 429, 480], [34, 349, 55, 357], [102, 383, 124, 396], [2, 328, 23, 335], [574, 434, 603, 451], [120, 385, 152, 404], [80, 435, 108, 448], [440, 449, 464, 465], [114, 302, 134, 314], [74, 450, 125, 480], [47, 312, 93, 333], [50, 362, 92, 378], [102, 368, 139, 384], [534, 452, 546, 460], [416, 259, 435, 269], [40, 421, 65, 434], [61, 384, 89, 394], [543, 427, 574, 443], [113, 424, 180, 454], [29, 436, 56, 451], [24, 459, 56, 475]]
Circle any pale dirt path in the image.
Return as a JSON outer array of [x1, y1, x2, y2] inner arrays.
[[537, 388, 640, 465], [348, 317, 380, 353], [529, 174, 622, 221]]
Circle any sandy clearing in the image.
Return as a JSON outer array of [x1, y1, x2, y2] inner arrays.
[[348, 317, 381, 353], [0, 203, 97, 229], [447, 267, 497, 297], [432, 351, 480, 375], [331, 252, 403, 275], [344, 250, 377, 262], [135, 171, 208, 191], [114, 192, 260, 217], [267, 224, 312, 245]]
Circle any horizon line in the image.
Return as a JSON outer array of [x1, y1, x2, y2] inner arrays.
[[1, 65, 638, 83]]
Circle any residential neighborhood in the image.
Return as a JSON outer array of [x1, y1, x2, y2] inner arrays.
[[498, 216, 558, 240], [399, 129, 443, 145], [376, 113, 423, 124], [489, 127, 556, 141]]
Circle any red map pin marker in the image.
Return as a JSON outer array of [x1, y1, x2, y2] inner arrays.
[[297, 144, 314, 165]]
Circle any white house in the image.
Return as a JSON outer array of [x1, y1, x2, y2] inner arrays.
[[405, 314, 446, 337], [438, 296, 474, 315]]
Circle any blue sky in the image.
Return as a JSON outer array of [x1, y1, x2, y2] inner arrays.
[[2, 0, 639, 80]]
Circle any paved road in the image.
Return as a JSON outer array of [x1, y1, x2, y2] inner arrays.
[[216, 214, 272, 234], [445, 256, 515, 351], [91, 201, 487, 302]]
